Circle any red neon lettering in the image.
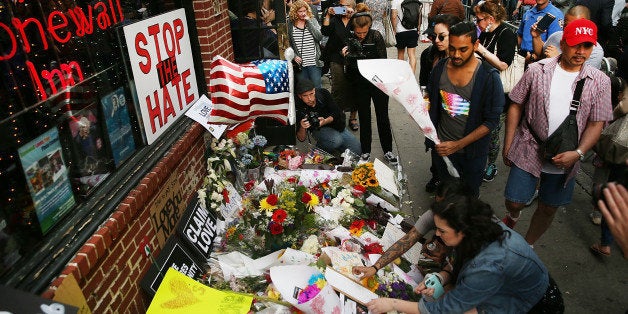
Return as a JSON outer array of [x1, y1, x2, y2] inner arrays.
[[182, 69, 195, 105], [68, 6, 94, 36], [147, 91, 163, 133], [25, 60, 85, 101], [26, 61, 48, 100], [135, 33, 151, 74], [0, 23, 17, 61], [173, 19, 184, 55], [12, 17, 49, 54], [47, 11, 71, 43], [95, 2, 112, 29], [147, 24, 163, 62]]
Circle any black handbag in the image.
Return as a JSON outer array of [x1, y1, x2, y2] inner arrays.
[[530, 78, 585, 161]]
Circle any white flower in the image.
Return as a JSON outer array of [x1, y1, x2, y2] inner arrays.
[[300, 235, 320, 255], [197, 189, 206, 201], [211, 191, 223, 202]]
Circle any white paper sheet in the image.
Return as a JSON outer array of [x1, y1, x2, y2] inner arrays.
[[185, 95, 227, 138], [373, 158, 399, 197], [380, 222, 422, 264], [325, 267, 378, 306]]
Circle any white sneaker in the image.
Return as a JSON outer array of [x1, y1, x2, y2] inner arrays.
[[384, 152, 398, 165], [360, 153, 370, 161]]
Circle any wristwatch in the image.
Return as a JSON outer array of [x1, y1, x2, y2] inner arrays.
[[576, 149, 585, 161]]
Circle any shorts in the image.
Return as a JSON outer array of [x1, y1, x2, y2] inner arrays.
[[395, 30, 418, 49], [504, 165, 576, 207]]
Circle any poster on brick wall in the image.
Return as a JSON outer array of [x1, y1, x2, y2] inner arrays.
[[140, 236, 205, 297], [123, 8, 199, 144], [148, 156, 201, 247], [101, 87, 136, 166], [176, 197, 217, 261], [18, 128, 76, 234]]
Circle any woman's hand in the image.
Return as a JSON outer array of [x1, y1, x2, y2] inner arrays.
[[366, 298, 396, 314], [294, 56, 302, 64], [327, 7, 336, 16], [352, 265, 376, 278], [544, 45, 559, 58], [415, 280, 435, 298], [341, 46, 349, 56]]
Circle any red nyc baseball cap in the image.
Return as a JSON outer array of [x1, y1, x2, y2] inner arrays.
[[562, 19, 597, 46]]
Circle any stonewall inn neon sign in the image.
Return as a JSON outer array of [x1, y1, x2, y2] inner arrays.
[[0, 0, 124, 100]]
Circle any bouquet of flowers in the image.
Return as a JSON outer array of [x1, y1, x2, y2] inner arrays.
[[351, 162, 380, 193], [296, 273, 327, 304], [374, 272, 421, 301], [198, 137, 236, 213], [234, 131, 267, 170], [224, 180, 322, 258]]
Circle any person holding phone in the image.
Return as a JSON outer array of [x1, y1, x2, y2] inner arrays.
[[516, 0, 563, 63], [321, 0, 360, 132], [341, 3, 397, 165], [288, 0, 324, 88], [532, 5, 604, 69]]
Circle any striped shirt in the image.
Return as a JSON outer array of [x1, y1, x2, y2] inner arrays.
[[292, 25, 317, 67], [507, 56, 613, 180]]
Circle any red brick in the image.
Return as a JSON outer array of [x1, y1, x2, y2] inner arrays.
[[71, 254, 91, 278], [41, 288, 56, 299], [79, 244, 99, 267], [115, 245, 134, 270], [110, 211, 126, 229], [50, 275, 66, 289], [61, 265, 81, 282], [94, 291, 112, 313], [83, 268, 104, 299], [104, 219, 120, 240], [86, 236, 106, 259], [95, 227, 113, 249]]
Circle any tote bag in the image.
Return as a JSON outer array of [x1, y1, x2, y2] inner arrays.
[[595, 114, 628, 164], [384, 0, 396, 47], [493, 29, 524, 93]]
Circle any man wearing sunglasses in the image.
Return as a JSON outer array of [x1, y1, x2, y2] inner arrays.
[[425, 21, 505, 197]]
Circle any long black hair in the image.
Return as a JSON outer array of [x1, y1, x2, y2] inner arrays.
[[431, 194, 507, 279]]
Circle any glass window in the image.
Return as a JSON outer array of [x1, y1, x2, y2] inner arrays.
[[228, 0, 285, 62], [0, 0, 180, 278]]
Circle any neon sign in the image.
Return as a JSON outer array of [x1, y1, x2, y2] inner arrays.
[[0, 0, 124, 100]]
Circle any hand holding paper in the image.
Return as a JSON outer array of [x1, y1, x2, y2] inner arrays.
[[358, 59, 459, 177]]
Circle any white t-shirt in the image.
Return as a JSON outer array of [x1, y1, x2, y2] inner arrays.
[[392, 0, 417, 32], [542, 65, 579, 174]]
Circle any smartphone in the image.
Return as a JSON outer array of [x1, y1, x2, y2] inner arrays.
[[536, 13, 556, 33], [333, 6, 346, 15]]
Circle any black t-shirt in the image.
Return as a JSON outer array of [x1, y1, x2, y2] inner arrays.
[[478, 23, 517, 67], [296, 88, 346, 132]]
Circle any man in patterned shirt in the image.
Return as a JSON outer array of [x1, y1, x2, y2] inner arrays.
[[502, 19, 613, 245], [426, 21, 504, 197]]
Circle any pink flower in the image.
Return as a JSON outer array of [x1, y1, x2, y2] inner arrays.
[[406, 93, 419, 105]]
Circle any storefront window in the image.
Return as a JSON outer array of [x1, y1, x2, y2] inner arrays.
[[0, 0, 185, 278]]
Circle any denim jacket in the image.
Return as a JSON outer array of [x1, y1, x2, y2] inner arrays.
[[421, 225, 549, 313]]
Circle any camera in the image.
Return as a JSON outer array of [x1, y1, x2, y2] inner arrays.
[[306, 111, 320, 129]]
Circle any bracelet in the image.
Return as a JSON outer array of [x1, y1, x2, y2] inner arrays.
[[372, 264, 379, 271], [432, 272, 444, 284]]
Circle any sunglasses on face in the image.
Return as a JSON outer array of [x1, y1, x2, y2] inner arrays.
[[473, 16, 486, 23], [435, 34, 448, 41]]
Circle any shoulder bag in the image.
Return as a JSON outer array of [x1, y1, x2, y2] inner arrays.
[[492, 28, 525, 93], [384, 0, 397, 47], [529, 78, 585, 161]]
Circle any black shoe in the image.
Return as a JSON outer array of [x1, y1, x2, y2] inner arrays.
[[425, 177, 440, 193]]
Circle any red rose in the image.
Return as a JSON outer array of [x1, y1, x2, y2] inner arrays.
[[222, 189, 230, 204], [301, 192, 312, 203], [269, 222, 284, 235], [267, 194, 278, 206], [272, 209, 288, 223], [364, 242, 384, 254], [352, 185, 367, 197], [244, 180, 255, 191], [287, 176, 297, 183], [366, 219, 377, 229], [350, 220, 365, 230]]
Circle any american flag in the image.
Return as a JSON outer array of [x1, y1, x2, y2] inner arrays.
[[208, 56, 290, 124]]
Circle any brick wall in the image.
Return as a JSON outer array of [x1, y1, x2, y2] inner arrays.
[[39, 1, 233, 312]]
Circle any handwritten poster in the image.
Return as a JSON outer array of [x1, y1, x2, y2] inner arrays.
[[147, 267, 253, 314], [123, 9, 199, 144], [18, 128, 76, 234]]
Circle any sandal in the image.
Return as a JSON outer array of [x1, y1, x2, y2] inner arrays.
[[349, 118, 359, 131], [589, 243, 611, 257]]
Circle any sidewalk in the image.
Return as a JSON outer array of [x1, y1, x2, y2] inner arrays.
[[326, 44, 628, 312]]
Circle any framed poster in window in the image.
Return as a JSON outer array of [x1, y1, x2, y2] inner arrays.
[[101, 87, 136, 166]]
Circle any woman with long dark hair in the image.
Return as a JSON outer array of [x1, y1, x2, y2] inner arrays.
[[366, 194, 561, 313]]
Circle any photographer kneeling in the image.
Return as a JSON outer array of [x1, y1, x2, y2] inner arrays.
[[295, 79, 362, 155]]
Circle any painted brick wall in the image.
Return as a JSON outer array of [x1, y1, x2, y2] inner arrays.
[[39, 1, 232, 312]]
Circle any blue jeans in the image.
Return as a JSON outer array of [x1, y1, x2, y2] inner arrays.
[[296, 66, 322, 89], [434, 151, 486, 197], [504, 165, 576, 207], [311, 126, 361, 155]]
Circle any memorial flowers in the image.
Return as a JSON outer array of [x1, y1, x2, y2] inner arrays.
[[224, 183, 322, 258], [198, 137, 236, 212], [351, 162, 379, 191], [296, 273, 327, 304]]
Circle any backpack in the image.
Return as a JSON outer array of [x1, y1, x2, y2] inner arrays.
[[400, 0, 422, 30]]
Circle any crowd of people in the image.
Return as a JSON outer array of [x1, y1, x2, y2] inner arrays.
[[236, 0, 628, 312]]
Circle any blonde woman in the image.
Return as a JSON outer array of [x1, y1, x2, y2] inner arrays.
[[288, 0, 324, 87]]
